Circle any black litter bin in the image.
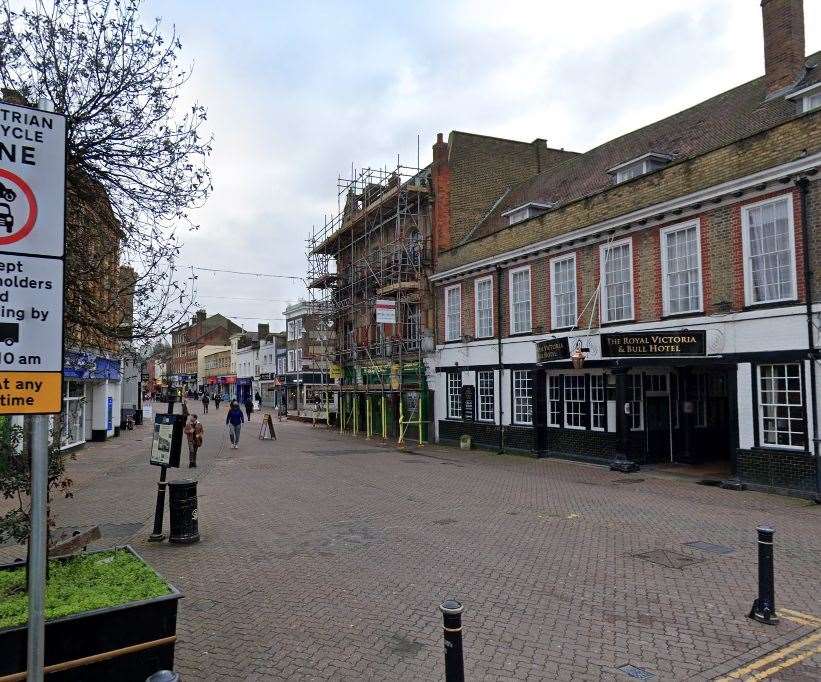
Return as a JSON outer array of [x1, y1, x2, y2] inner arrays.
[[134, 409, 143, 426], [168, 480, 200, 544]]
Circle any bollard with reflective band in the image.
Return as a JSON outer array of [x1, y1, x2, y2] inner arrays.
[[439, 599, 465, 682], [749, 526, 779, 624]]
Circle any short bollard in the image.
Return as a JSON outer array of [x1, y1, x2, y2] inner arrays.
[[749, 526, 779, 624], [439, 599, 465, 682], [146, 671, 180, 682]]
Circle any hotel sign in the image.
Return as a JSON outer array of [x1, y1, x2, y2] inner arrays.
[[601, 330, 706, 358], [536, 338, 570, 363]]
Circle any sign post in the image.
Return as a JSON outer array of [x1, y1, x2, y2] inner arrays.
[[0, 99, 67, 682]]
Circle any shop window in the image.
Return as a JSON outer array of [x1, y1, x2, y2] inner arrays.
[[61, 380, 86, 449], [477, 370, 495, 422], [447, 372, 462, 419], [474, 277, 493, 338], [445, 285, 462, 341], [600, 239, 633, 323], [551, 254, 577, 329], [509, 266, 532, 334], [741, 196, 796, 305], [564, 375, 586, 429], [661, 221, 702, 315], [590, 374, 606, 431], [548, 375, 562, 426], [628, 373, 643, 430], [758, 363, 805, 449], [512, 369, 533, 425]]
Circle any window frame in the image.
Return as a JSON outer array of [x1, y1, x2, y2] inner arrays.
[[547, 374, 562, 427], [563, 374, 587, 430], [599, 237, 634, 323], [446, 371, 463, 419], [511, 369, 533, 425], [660, 219, 703, 316], [474, 276, 494, 339], [740, 194, 797, 307], [508, 265, 532, 335], [590, 373, 606, 432], [550, 253, 577, 329], [757, 362, 805, 450], [444, 284, 462, 342], [476, 370, 495, 423]]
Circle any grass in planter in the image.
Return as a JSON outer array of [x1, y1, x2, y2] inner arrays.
[[0, 549, 171, 629]]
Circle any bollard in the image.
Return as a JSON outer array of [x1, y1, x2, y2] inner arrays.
[[439, 599, 465, 682], [749, 526, 779, 624], [146, 671, 180, 682]]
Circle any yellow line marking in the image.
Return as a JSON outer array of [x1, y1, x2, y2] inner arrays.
[[716, 631, 821, 680], [780, 608, 821, 625], [747, 645, 821, 680]]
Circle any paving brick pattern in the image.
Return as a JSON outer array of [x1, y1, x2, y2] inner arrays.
[[2, 402, 819, 680]]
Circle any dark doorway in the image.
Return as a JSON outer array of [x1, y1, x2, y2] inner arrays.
[[645, 395, 671, 463]]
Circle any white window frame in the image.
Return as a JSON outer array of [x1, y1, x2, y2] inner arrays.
[[740, 194, 797, 306], [444, 284, 462, 342], [590, 373, 606, 432], [599, 238, 634, 323], [563, 374, 586, 430], [757, 363, 805, 450], [550, 253, 577, 329], [547, 375, 562, 427], [660, 219, 703, 316], [511, 369, 533, 425], [474, 276, 494, 338], [477, 370, 495, 422], [447, 372, 462, 419], [508, 265, 532, 335], [802, 92, 821, 113]]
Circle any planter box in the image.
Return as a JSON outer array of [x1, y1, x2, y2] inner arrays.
[[0, 546, 181, 681]]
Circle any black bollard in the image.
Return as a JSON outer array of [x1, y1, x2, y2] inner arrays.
[[146, 671, 180, 682], [749, 526, 779, 624], [439, 599, 465, 682]]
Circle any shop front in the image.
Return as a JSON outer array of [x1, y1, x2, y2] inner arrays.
[[236, 377, 253, 404], [259, 373, 284, 409], [63, 350, 123, 447]]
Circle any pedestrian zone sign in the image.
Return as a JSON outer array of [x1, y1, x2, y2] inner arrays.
[[0, 101, 65, 413]]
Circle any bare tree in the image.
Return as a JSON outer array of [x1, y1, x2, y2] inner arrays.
[[0, 0, 211, 350]]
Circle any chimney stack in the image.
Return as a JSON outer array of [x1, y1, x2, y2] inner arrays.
[[761, 0, 805, 96]]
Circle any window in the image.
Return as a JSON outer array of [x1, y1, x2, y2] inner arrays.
[[548, 375, 562, 426], [445, 285, 461, 341], [742, 196, 796, 305], [563, 375, 586, 429], [551, 255, 577, 329], [447, 372, 462, 419], [297, 349, 303, 368], [694, 373, 708, 428], [802, 92, 821, 113], [509, 266, 532, 334], [404, 303, 420, 350], [287, 350, 295, 372], [512, 370, 533, 425], [610, 153, 671, 185], [474, 277, 493, 338], [477, 370, 495, 422], [61, 380, 85, 449], [600, 239, 633, 323], [661, 221, 702, 315], [590, 374, 606, 431], [758, 363, 805, 449], [628, 373, 643, 430]]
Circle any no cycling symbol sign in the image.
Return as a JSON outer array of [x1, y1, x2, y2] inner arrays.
[[0, 168, 38, 245]]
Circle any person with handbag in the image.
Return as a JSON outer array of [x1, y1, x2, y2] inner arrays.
[[184, 414, 204, 467]]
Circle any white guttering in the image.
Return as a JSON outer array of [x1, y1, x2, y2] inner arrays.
[[430, 151, 821, 283]]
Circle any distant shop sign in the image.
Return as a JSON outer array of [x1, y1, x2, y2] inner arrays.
[[601, 330, 706, 358], [536, 338, 570, 363]]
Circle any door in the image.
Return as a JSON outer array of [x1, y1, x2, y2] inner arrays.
[[643, 373, 671, 463]]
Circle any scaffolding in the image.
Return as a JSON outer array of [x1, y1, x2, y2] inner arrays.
[[306, 158, 433, 444]]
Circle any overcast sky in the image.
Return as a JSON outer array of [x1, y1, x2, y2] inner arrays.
[[146, 0, 821, 333]]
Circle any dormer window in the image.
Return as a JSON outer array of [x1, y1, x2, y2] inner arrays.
[[502, 202, 554, 226], [608, 152, 672, 185], [787, 82, 821, 113]]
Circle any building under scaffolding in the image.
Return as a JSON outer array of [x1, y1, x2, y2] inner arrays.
[[306, 160, 434, 444]]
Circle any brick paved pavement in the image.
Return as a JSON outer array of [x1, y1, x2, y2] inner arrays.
[[2, 401, 820, 680]]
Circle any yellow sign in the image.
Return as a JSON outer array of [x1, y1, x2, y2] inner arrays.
[[0, 371, 62, 414], [329, 363, 343, 380]]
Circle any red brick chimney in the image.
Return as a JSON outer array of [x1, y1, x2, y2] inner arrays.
[[761, 0, 805, 95], [431, 133, 452, 260]]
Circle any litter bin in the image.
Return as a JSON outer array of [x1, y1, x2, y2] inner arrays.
[[168, 480, 200, 544], [134, 409, 143, 426]]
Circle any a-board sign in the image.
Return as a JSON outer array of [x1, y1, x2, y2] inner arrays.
[[150, 413, 185, 467], [461, 385, 475, 422], [258, 413, 277, 440], [536, 337, 570, 363], [601, 330, 707, 358], [0, 101, 66, 414]]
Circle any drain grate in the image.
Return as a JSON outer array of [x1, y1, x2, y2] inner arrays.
[[683, 541, 734, 555], [632, 548, 703, 569], [618, 664, 655, 679]]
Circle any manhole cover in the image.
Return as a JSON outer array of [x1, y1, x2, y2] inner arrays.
[[683, 541, 734, 555], [632, 549, 703, 569], [618, 664, 655, 679]]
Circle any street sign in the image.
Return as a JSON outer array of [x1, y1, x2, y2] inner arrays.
[[375, 299, 396, 324], [0, 101, 66, 414]]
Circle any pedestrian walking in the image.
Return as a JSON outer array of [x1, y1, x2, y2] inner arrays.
[[254, 391, 262, 404], [226, 400, 245, 449], [311, 395, 321, 428], [184, 414, 204, 467], [214, 394, 222, 410], [244, 395, 254, 421], [201, 392, 210, 414]]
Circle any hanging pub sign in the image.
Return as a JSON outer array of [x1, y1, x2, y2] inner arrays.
[[461, 384, 475, 422], [149, 413, 185, 467], [536, 337, 570, 363], [601, 330, 706, 358]]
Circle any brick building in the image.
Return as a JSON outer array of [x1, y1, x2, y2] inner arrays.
[[431, 0, 821, 497], [169, 310, 242, 391]]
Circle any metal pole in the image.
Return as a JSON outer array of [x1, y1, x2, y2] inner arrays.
[[439, 599, 465, 682], [149, 396, 175, 542], [381, 395, 387, 439], [418, 393, 423, 446], [749, 526, 778, 624], [27, 414, 49, 682]]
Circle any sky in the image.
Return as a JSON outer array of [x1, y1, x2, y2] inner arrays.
[[144, 0, 821, 334]]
